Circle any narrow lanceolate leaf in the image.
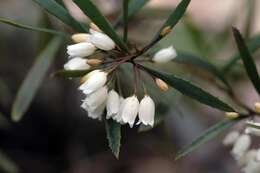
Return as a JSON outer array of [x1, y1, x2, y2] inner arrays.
[[105, 120, 121, 159], [175, 117, 246, 160], [53, 69, 92, 78], [175, 51, 230, 88], [114, 0, 150, 28], [141, 65, 234, 112], [145, 0, 191, 52], [32, 0, 86, 32], [0, 149, 19, 173], [232, 27, 260, 94], [123, 0, 130, 42], [222, 34, 260, 73], [73, 0, 129, 53], [11, 37, 62, 122], [0, 17, 66, 36]]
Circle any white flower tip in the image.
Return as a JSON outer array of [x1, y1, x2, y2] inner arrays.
[[152, 46, 177, 63]]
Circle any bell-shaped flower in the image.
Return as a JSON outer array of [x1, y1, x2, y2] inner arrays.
[[82, 101, 106, 120], [67, 42, 96, 58], [238, 150, 257, 166], [79, 70, 107, 95], [138, 95, 155, 127], [112, 97, 125, 124], [242, 158, 260, 173], [106, 90, 120, 119], [90, 31, 115, 51], [152, 46, 177, 63], [81, 86, 108, 112], [245, 127, 260, 137], [64, 57, 90, 70], [231, 134, 251, 160], [223, 131, 240, 146], [120, 95, 139, 128], [71, 33, 91, 43]]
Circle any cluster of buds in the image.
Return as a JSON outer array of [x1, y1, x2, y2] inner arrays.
[[63, 22, 178, 128], [223, 103, 260, 173]]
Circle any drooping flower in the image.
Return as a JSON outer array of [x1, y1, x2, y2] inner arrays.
[[231, 134, 251, 160], [245, 127, 260, 137], [81, 86, 108, 111], [120, 95, 139, 128], [138, 95, 155, 126], [82, 101, 106, 120], [71, 33, 91, 43], [67, 42, 96, 58], [106, 90, 120, 119], [112, 97, 125, 124], [79, 70, 107, 95], [90, 30, 116, 51], [64, 57, 90, 70], [152, 46, 177, 63], [242, 158, 260, 173], [238, 149, 257, 167], [223, 130, 240, 146]]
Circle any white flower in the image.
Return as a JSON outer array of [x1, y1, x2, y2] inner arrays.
[[67, 42, 96, 58], [231, 134, 251, 160], [223, 131, 240, 146], [71, 33, 91, 43], [90, 31, 115, 51], [64, 57, 90, 70], [106, 90, 120, 119], [238, 150, 257, 166], [81, 86, 108, 112], [120, 95, 139, 128], [79, 70, 107, 95], [245, 127, 260, 137], [138, 95, 155, 126], [82, 102, 106, 120], [152, 46, 177, 63], [112, 97, 125, 124], [242, 159, 260, 173]]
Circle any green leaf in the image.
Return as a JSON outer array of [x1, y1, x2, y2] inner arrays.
[[32, 0, 86, 32], [175, 117, 246, 160], [175, 51, 230, 88], [0, 17, 66, 36], [73, 0, 129, 53], [232, 27, 260, 94], [145, 0, 191, 51], [222, 34, 260, 73], [11, 37, 62, 122], [141, 65, 234, 112], [123, 0, 130, 42], [114, 0, 150, 28], [0, 149, 19, 173], [52, 69, 92, 78], [105, 119, 121, 159]]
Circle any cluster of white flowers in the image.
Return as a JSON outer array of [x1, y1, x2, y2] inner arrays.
[[223, 120, 260, 173], [64, 23, 115, 71], [78, 69, 155, 127]]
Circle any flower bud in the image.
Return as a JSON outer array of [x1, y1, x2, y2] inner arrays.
[[223, 131, 240, 146], [87, 59, 103, 66], [120, 95, 139, 128], [225, 112, 239, 119], [255, 102, 260, 114], [238, 149, 257, 166], [90, 31, 116, 51], [79, 70, 107, 95], [160, 26, 172, 37], [242, 158, 260, 173], [106, 90, 120, 119], [81, 86, 108, 112], [138, 95, 155, 127], [155, 78, 169, 91], [152, 46, 177, 63], [71, 33, 91, 43], [90, 22, 102, 32], [231, 134, 251, 160], [67, 42, 96, 57], [64, 57, 90, 70]]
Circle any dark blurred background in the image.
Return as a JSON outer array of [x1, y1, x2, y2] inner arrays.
[[0, 0, 260, 172]]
